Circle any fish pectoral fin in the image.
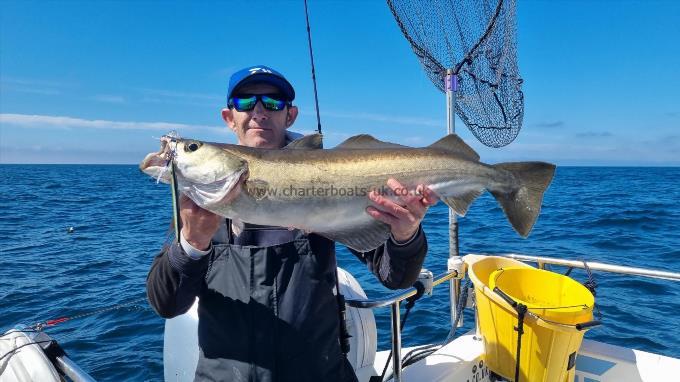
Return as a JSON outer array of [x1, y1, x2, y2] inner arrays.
[[318, 220, 392, 252], [335, 135, 407, 149], [427, 134, 480, 161], [284, 134, 323, 149], [439, 189, 484, 217]]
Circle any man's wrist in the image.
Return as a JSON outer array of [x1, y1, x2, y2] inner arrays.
[[181, 228, 211, 251], [180, 229, 212, 259], [390, 227, 419, 246]]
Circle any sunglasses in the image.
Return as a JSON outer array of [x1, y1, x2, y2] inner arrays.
[[228, 94, 291, 112]]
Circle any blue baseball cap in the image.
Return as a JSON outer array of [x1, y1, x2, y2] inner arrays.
[[227, 65, 295, 101]]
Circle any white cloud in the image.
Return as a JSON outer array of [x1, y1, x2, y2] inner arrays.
[[135, 87, 223, 102], [1, 77, 67, 87], [92, 94, 126, 103], [0, 113, 222, 132]]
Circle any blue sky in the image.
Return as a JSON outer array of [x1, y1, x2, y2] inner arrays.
[[1, 1, 678, 165]]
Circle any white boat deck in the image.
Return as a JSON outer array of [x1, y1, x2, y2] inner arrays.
[[354, 333, 680, 382]]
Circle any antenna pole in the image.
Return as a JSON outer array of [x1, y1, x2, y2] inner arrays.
[[446, 69, 463, 333]]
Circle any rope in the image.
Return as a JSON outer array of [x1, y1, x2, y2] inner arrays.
[[581, 259, 603, 320], [582, 259, 598, 296], [0, 340, 55, 363], [303, 0, 322, 135]]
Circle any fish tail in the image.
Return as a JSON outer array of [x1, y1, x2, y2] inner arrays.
[[490, 162, 556, 237]]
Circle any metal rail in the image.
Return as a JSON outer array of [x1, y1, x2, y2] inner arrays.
[[345, 270, 459, 309], [54, 355, 97, 382], [445, 68, 463, 335], [389, 302, 402, 381], [346, 270, 459, 381], [490, 253, 680, 282]]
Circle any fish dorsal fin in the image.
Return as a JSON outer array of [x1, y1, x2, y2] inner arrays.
[[428, 134, 480, 161], [336, 134, 407, 149], [284, 134, 323, 149]]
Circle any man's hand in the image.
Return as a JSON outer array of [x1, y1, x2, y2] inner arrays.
[[366, 179, 439, 243], [180, 194, 221, 250]]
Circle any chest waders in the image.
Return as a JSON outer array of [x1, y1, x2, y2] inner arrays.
[[193, 220, 357, 382]]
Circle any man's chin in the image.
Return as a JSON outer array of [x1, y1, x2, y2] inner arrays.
[[245, 132, 283, 149]]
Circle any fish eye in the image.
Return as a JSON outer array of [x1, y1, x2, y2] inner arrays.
[[185, 141, 202, 153]]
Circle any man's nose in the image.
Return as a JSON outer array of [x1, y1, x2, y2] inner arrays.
[[251, 101, 268, 119]]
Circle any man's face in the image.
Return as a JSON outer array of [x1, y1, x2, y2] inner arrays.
[[221, 83, 298, 149]]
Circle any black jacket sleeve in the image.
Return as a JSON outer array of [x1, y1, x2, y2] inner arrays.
[[349, 225, 427, 290], [146, 243, 210, 318]]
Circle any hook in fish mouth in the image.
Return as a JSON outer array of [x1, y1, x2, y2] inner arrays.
[[140, 135, 181, 184]]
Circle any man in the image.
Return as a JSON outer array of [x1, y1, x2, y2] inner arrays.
[[147, 65, 437, 381]]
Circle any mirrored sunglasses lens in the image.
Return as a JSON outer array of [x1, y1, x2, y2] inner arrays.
[[261, 96, 286, 111], [233, 97, 257, 111]]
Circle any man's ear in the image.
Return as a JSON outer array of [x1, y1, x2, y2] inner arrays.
[[286, 106, 299, 128], [222, 108, 235, 131]]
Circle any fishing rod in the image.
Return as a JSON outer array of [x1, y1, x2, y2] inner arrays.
[[22, 297, 150, 332], [304, 0, 322, 137]]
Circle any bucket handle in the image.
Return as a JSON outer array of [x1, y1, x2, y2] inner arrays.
[[575, 320, 602, 331], [493, 287, 602, 331], [493, 286, 518, 308]]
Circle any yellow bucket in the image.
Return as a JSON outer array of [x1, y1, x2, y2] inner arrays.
[[467, 257, 595, 382]]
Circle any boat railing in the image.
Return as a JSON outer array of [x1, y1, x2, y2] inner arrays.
[[344, 253, 680, 381], [345, 269, 461, 381], [495, 253, 680, 281]]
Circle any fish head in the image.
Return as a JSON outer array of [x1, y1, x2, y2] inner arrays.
[[141, 136, 248, 208], [173, 138, 248, 207], [173, 139, 245, 183]]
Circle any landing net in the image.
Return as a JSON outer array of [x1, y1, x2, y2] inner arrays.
[[387, 0, 523, 147]]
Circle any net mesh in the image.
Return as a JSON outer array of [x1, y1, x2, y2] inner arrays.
[[387, 0, 523, 147]]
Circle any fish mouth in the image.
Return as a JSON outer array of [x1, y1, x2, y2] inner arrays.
[[140, 136, 247, 207], [139, 139, 173, 183], [177, 167, 247, 207]]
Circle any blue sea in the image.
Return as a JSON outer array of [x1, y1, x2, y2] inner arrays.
[[1, 165, 679, 381]]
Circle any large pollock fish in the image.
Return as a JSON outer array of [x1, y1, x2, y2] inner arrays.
[[141, 133, 555, 251]]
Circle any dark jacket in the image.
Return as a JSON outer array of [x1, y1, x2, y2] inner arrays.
[[147, 221, 427, 381]]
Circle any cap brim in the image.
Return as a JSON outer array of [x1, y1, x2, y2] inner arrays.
[[231, 73, 295, 101]]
